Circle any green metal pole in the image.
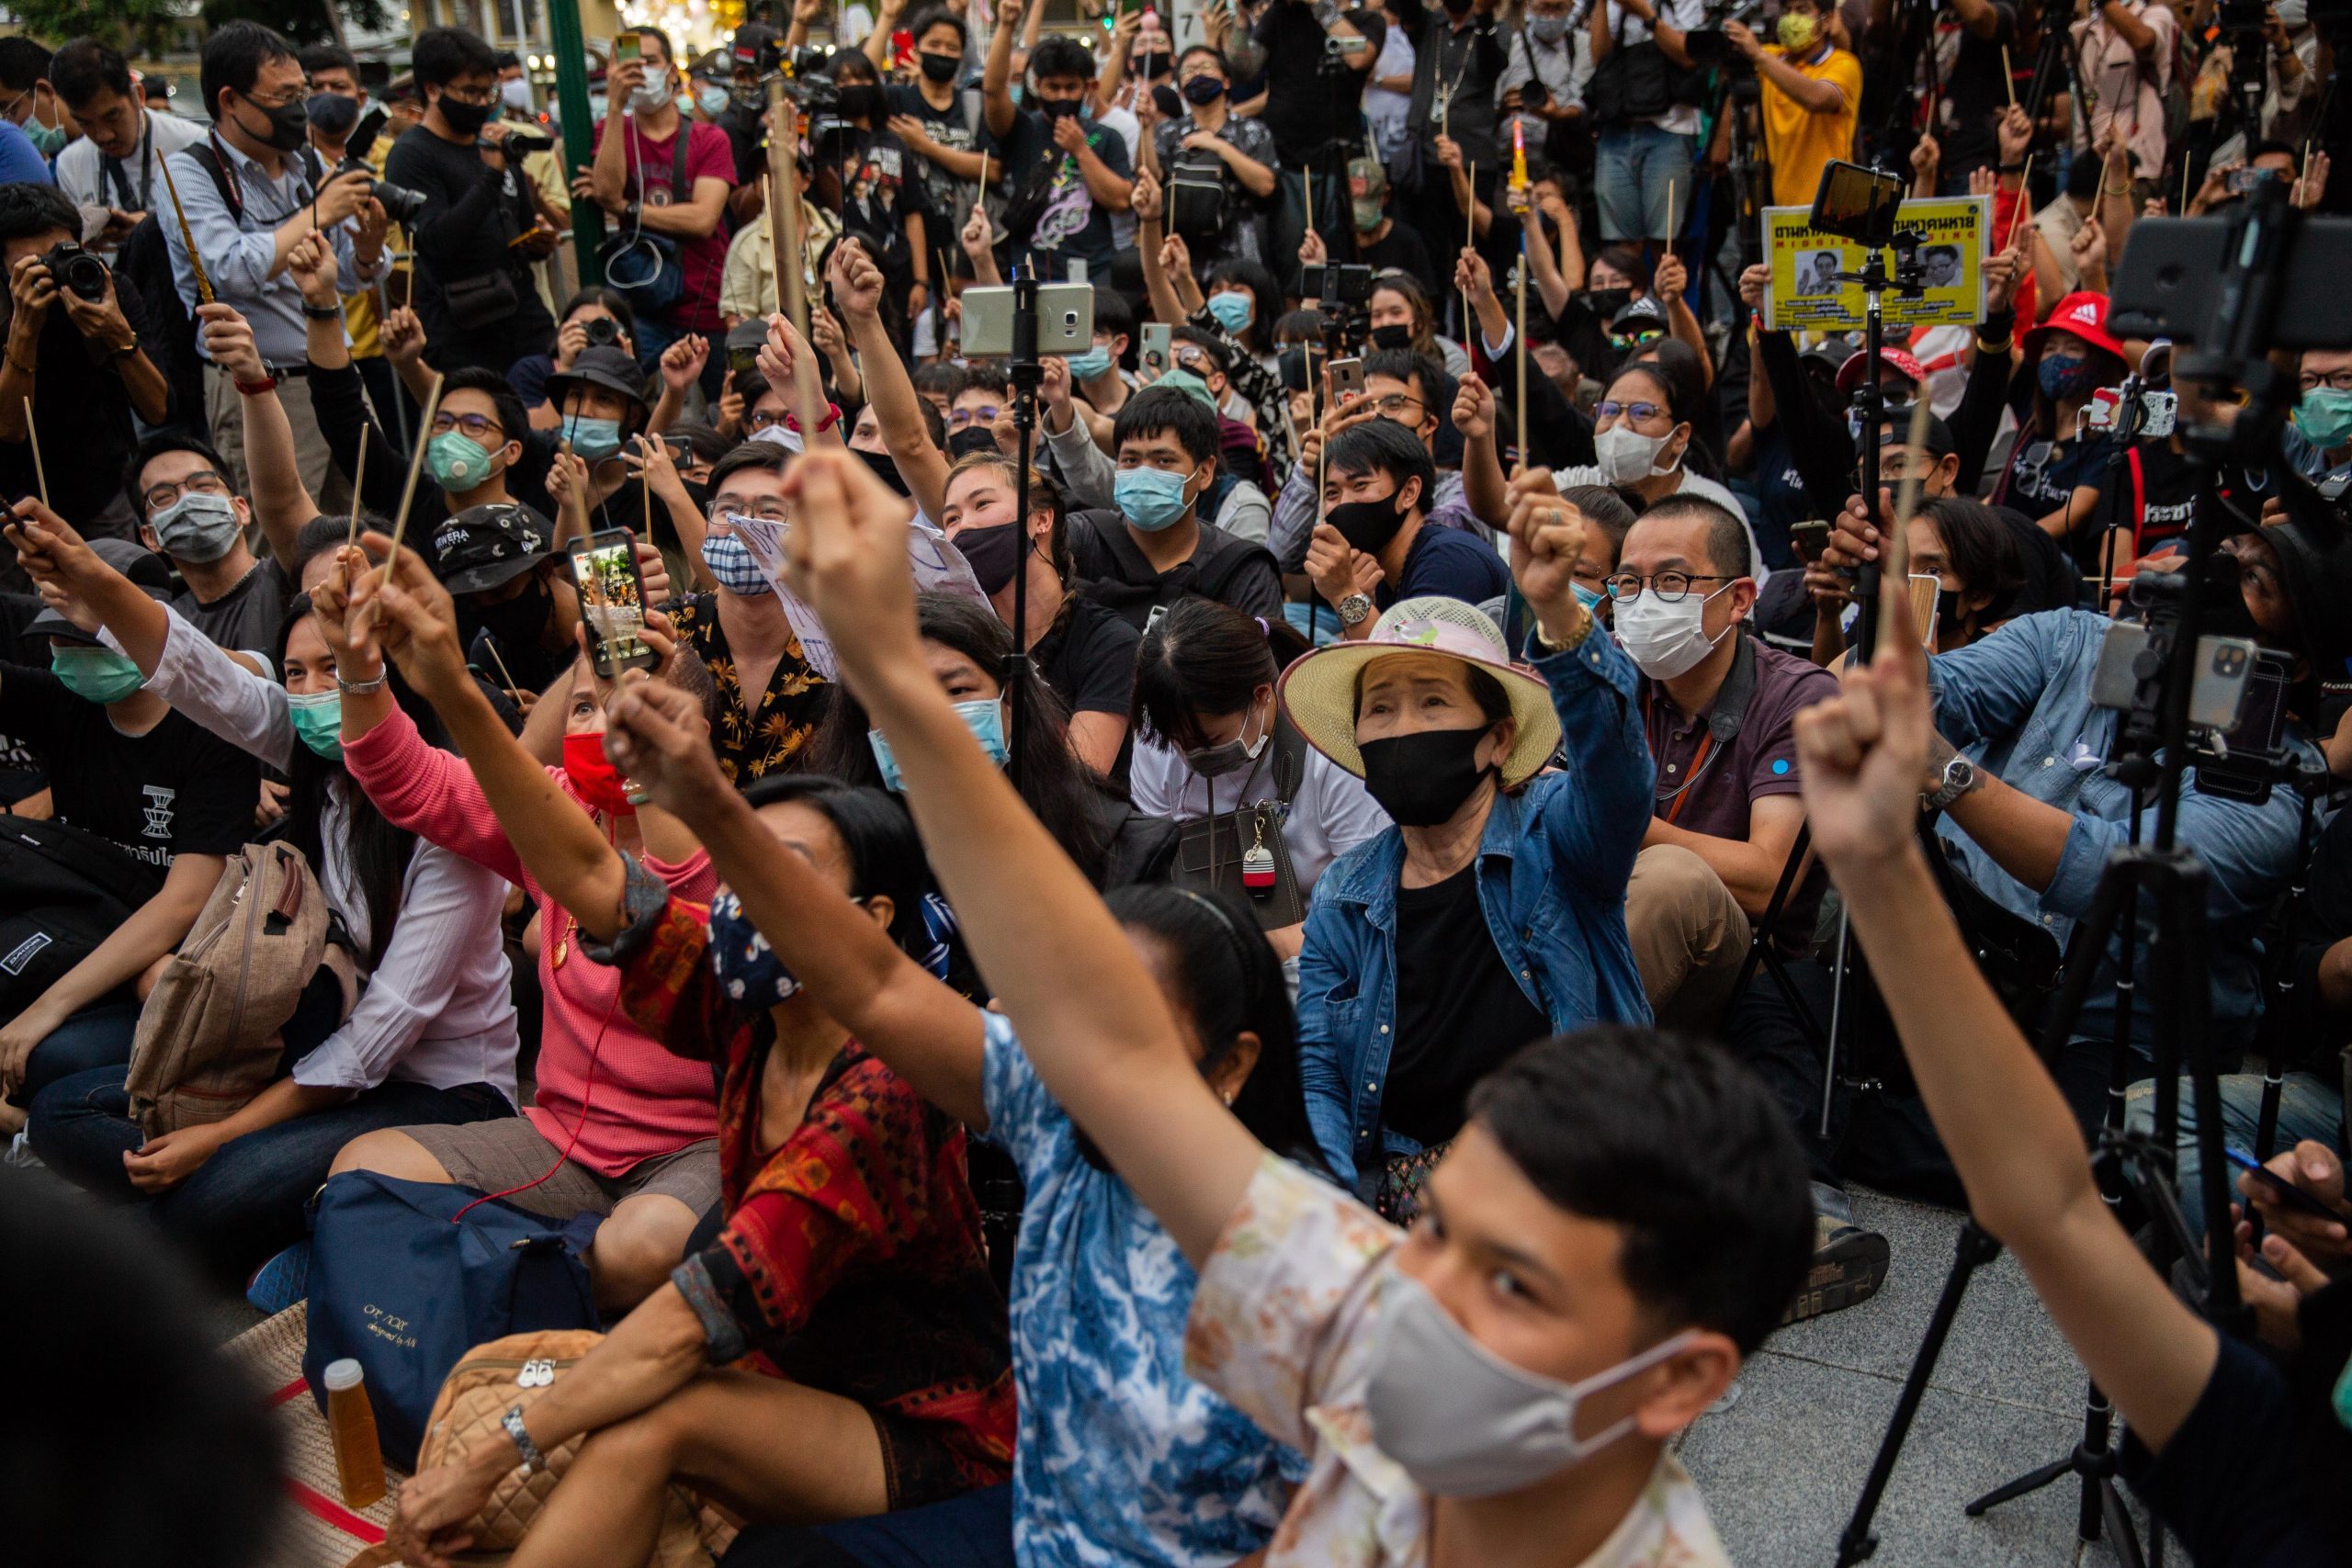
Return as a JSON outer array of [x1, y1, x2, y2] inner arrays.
[[548, 0, 604, 285]]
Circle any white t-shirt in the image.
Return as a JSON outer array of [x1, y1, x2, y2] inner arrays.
[[1129, 731, 1390, 894], [55, 107, 208, 229]]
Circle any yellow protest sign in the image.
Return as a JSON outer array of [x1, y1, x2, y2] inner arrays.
[[1761, 196, 1991, 333]]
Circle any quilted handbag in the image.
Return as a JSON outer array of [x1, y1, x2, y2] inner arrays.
[[344, 1329, 738, 1567]]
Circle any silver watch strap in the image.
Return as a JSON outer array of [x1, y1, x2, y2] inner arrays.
[[501, 1404, 548, 1474]]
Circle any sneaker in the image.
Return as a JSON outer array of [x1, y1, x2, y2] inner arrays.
[[246, 1240, 311, 1315], [1782, 1215, 1890, 1325]]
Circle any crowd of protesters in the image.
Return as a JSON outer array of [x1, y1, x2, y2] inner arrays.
[[1, 2, 2350, 1563]]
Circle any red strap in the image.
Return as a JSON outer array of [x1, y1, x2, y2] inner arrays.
[[284, 1478, 388, 1543], [270, 1374, 309, 1407]]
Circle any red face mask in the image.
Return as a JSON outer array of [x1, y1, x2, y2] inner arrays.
[[562, 731, 637, 817]]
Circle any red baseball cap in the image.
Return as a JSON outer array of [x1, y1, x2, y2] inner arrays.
[[1835, 344, 1928, 394], [2020, 290, 2128, 367]]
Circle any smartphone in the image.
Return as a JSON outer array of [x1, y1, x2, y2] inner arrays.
[[960, 281, 1095, 357], [1139, 321, 1173, 378], [2224, 1146, 2346, 1222], [613, 33, 641, 63], [1809, 159, 1905, 249], [1329, 355, 1366, 400], [1789, 518, 1831, 558], [890, 28, 914, 66], [568, 530, 659, 679]]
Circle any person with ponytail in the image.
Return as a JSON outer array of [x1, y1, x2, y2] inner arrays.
[[13, 512, 518, 1289]]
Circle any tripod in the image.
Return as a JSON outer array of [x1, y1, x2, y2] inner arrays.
[[1003, 264, 1044, 789]]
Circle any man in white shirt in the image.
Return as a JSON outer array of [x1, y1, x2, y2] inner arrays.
[[51, 39, 207, 254]]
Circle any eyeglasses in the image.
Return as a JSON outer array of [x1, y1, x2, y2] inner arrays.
[[243, 85, 310, 110], [430, 411, 507, 440], [1371, 393, 1423, 417], [1603, 571, 1731, 603], [142, 470, 232, 512], [2301, 369, 2352, 392], [1174, 349, 1218, 375], [1595, 400, 1667, 424], [950, 405, 1002, 426]]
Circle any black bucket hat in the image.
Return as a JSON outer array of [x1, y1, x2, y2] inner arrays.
[[543, 344, 650, 413]]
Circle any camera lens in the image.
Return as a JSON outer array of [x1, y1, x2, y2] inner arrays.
[[42, 243, 109, 304], [368, 178, 431, 226], [584, 317, 621, 347]]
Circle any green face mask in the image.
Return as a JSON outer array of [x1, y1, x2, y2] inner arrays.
[[1156, 367, 1217, 410], [51, 644, 146, 705], [428, 431, 502, 490], [287, 689, 344, 760], [22, 114, 64, 159], [2294, 387, 2352, 451]]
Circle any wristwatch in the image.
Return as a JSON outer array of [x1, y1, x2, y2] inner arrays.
[[501, 1404, 548, 1475], [1923, 755, 1982, 811], [1336, 592, 1374, 628]]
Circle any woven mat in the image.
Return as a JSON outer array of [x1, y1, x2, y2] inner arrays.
[[224, 1303, 409, 1568]]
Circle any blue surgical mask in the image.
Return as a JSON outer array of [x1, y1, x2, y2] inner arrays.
[[2294, 387, 2352, 451], [696, 84, 730, 118], [1206, 291, 1253, 335], [1572, 581, 1606, 614], [707, 887, 801, 1007], [287, 689, 344, 760], [702, 521, 775, 596], [148, 490, 244, 564], [1066, 344, 1114, 380], [2037, 354, 2096, 403], [1114, 465, 1193, 531], [867, 698, 1009, 790], [560, 414, 625, 459], [23, 116, 64, 159], [51, 644, 146, 705]]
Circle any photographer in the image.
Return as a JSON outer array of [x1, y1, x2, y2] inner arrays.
[[0, 183, 169, 537], [51, 39, 207, 254], [164, 21, 390, 499], [384, 27, 559, 378], [1723, 0, 1860, 209]]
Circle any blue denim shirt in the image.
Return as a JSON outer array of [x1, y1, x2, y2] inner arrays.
[[1930, 608, 2306, 1056], [1295, 627, 1657, 1198]]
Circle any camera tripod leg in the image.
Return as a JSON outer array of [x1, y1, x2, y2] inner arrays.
[[1962, 1455, 2075, 1517], [1834, 1220, 2001, 1568]]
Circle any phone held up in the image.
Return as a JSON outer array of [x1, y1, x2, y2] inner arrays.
[[569, 529, 660, 680]]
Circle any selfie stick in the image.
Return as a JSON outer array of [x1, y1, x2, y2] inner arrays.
[[1003, 261, 1042, 788], [21, 399, 45, 512], [376, 372, 446, 597], [156, 152, 215, 306]]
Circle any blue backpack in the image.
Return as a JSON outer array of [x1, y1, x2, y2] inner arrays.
[[302, 1171, 601, 1467]]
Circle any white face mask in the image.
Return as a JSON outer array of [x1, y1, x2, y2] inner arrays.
[[1612, 582, 1732, 681], [1364, 1266, 1697, 1497], [1593, 422, 1681, 485], [630, 70, 674, 115], [500, 77, 535, 113]]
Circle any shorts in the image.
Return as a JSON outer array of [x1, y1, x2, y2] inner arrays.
[[867, 1407, 999, 1514], [401, 1116, 723, 1222]]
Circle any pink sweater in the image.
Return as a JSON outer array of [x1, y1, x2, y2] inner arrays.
[[345, 705, 719, 1176]]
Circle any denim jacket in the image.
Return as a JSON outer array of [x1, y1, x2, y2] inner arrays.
[[1931, 608, 2308, 1056], [1295, 628, 1657, 1198]]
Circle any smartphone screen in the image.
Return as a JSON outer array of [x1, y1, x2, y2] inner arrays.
[[568, 531, 658, 679]]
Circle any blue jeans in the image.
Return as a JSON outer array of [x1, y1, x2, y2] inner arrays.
[[27, 1069, 514, 1284], [16, 999, 141, 1107], [2122, 1071, 2346, 1231], [722, 1482, 1014, 1568], [1595, 123, 1692, 243]]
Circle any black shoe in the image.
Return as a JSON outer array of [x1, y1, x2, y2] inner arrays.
[[1783, 1215, 1890, 1325]]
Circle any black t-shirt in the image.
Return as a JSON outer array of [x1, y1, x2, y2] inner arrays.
[[0, 276, 159, 528], [1386, 523, 1510, 609], [1750, 426, 1815, 571], [887, 83, 983, 245], [1254, 0, 1373, 165], [0, 593, 46, 800], [381, 123, 540, 354], [2118, 437, 2196, 554], [1034, 593, 1141, 718], [834, 127, 932, 290], [174, 556, 295, 660], [1069, 514, 1284, 630], [1933, 6, 2018, 177], [0, 665, 259, 867], [1385, 860, 1550, 1147], [1358, 219, 1438, 289], [985, 109, 1133, 284]]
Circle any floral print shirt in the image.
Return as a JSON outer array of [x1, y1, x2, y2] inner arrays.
[[1182, 1154, 1730, 1568], [668, 592, 828, 784]]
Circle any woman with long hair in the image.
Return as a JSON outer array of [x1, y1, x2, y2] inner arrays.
[[805, 592, 1174, 889], [1367, 271, 1468, 378], [18, 523, 518, 1288], [514, 667, 1324, 1568]]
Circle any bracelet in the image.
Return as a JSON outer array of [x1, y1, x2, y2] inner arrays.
[[1975, 333, 2014, 355], [5, 353, 31, 377], [501, 1405, 548, 1476], [2102, 183, 2132, 196], [336, 668, 389, 694], [107, 335, 141, 358], [301, 301, 344, 321], [233, 374, 279, 396]]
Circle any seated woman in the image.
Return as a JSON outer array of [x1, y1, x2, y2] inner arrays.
[[366, 545, 1014, 1568], [1128, 598, 1389, 961], [541, 671, 1317, 1568], [1283, 496, 1656, 1217], [15, 521, 517, 1288], [321, 569, 722, 1314], [804, 592, 1175, 889]]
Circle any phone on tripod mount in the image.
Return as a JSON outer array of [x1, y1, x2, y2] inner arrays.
[[2086, 386, 2177, 438], [961, 282, 1095, 358], [1808, 160, 1906, 250]]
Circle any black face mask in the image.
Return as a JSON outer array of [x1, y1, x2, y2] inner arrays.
[[1036, 96, 1083, 123], [1137, 51, 1173, 81], [461, 578, 554, 661], [1328, 482, 1415, 554], [1583, 287, 1633, 320], [855, 446, 910, 496], [307, 92, 361, 137], [838, 83, 885, 120], [1180, 73, 1227, 106], [947, 426, 1001, 459], [920, 51, 962, 85], [1370, 322, 1412, 352], [437, 94, 492, 137], [1442, 0, 1476, 15], [678, 477, 713, 519], [1359, 727, 1493, 827], [952, 520, 1023, 593], [243, 93, 311, 152]]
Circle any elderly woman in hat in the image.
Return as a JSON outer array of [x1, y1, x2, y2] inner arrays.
[[1283, 476, 1657, 1219]]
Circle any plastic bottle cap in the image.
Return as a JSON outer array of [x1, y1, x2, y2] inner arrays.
[[322, 1358, 365, 1392]]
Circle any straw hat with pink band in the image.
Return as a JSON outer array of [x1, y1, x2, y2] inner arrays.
[[1276, 597, 1563, 790]]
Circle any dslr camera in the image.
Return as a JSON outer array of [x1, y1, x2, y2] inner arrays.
[[334, 158, 430, 226], [583, 316, 623, 348], [39, 241, 109, 303]]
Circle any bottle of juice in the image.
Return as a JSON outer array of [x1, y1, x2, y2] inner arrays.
[[322, 1358, 388, 1509]]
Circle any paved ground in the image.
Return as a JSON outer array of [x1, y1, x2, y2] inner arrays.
[[1682, 1186, 2152, 1567]]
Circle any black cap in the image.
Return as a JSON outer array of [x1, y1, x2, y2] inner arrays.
[[29, 538, 173, 642], [543, 344, 650, 414], [1611, 297, 1668, 333], [431, 503, 554, 596], [1870, 410, 1957, 458]]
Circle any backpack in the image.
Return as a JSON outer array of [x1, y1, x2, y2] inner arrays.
[[124, 840, 333, 1138], [1164, 130, 1233, 248], [597, 130, 694, 313], [0, 815, 163, 1030], [1587, 9, 1679, 128], [303, 1172, 602, 1468], [1069, 509, 1280, 629]]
